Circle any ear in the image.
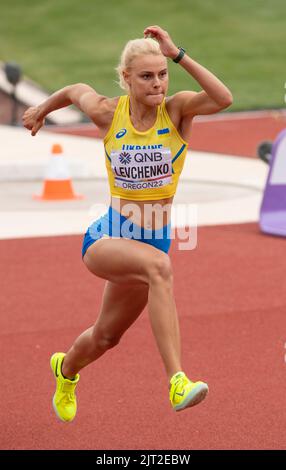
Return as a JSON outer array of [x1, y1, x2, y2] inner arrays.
[[123, 70, 131, 87]]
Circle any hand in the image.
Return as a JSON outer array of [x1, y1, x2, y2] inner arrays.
[[144, 25, 179, 59], [22, 106, 45, 136]]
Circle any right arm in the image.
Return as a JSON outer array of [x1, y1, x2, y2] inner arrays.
[[22, 83, 112, 136]]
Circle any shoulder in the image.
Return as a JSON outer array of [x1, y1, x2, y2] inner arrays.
[[94, 96, 123, 138], [102, 95, 122, 111], [91, 95, 121, 131], [164, 91, 197, 127], [94, 96, 121, 121], [165, 91, 197, 114]]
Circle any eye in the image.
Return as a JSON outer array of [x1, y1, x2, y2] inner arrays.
[[142, 74, 151, 79]]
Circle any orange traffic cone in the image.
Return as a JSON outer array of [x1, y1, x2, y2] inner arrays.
[[33, 144, 84, 200]]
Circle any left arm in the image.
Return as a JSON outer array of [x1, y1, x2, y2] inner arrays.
[[144, 25, 233, 117]]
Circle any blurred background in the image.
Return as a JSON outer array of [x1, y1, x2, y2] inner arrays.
[[0, 0, 285, 126]]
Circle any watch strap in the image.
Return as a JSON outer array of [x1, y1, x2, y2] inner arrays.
[[173, 47, 186, 63]]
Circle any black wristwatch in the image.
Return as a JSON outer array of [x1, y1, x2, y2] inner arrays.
[[173, 47, 186, 63]]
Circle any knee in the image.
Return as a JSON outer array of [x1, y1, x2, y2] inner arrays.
[[148, 253, 173, 283]]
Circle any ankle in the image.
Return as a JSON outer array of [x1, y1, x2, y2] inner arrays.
[[61, 359, 76, 381], [168, 369, 184, 382]]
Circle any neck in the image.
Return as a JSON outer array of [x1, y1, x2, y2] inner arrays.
[[129, 95, 158, 122]]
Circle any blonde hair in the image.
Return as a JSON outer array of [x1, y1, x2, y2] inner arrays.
[[115, 38, 164, 92]]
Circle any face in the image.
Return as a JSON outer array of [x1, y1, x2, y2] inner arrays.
[[123, 54, 168, 106]]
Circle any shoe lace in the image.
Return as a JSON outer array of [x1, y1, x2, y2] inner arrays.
[[60, 382, 76, 403]]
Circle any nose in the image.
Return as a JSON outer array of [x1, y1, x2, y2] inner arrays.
[[153, 75, 161, 87]]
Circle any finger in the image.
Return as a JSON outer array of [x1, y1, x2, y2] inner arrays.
[[144, 26, 158, 35], [144, 33, 156, 39], [144, 27, 165, 41], [31, 120, 42, 136], [31, 125, 40, 136], [31, 127, 40, 136], [144, 25, 163, 33], [22, 117, 32, 129], [144, 30, 160, 40]]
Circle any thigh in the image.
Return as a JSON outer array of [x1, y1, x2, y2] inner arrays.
[[83, 237, 170, 285], [94, 280, 149, 339]]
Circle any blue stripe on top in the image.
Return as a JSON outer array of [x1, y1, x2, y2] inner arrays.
[[171, 143, 187, 174], [105, 149, 111, 162]]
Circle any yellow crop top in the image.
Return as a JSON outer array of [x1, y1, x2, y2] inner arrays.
[[103, 95, 189, 201]]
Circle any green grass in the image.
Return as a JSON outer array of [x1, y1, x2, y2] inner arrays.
[[1, 0, 285, 110]]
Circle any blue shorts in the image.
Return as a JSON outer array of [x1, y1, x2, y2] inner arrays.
[[82, 206, 172, 258]]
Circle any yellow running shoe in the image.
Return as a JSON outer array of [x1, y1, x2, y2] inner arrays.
[[170, 371, 209, 411], [50, 352, 80, 422]]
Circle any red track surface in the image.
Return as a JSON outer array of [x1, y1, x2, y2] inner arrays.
[[1, 224, 286, 450], [1, 113, 286, 450]]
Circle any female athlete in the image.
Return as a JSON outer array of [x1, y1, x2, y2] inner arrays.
[[23, 25, 232, 422]]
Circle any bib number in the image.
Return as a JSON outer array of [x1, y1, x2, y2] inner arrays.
[[110, 147, 173, 191]]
